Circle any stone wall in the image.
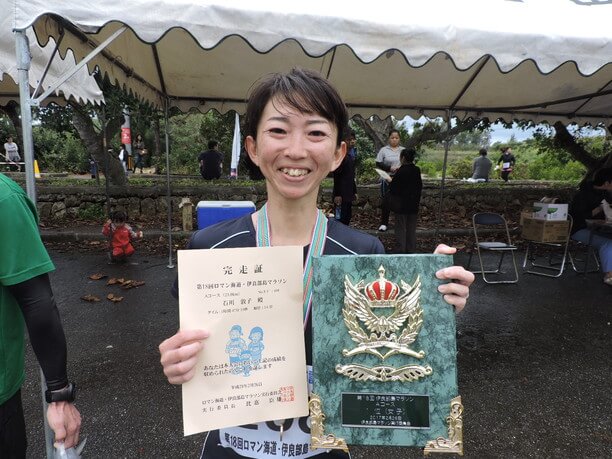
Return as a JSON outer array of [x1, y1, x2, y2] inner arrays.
[[36, 182, 577, 222]]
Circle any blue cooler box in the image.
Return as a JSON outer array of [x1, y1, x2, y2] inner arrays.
[[196, 200, 256, 229]]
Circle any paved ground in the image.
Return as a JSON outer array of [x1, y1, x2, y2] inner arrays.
[[21, 247, 611, 458]]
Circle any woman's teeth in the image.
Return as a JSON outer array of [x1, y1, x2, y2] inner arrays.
[[281, 168, 308, 177]]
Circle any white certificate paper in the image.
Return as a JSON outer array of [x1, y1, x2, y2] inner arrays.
[[178, 246, 308, 436], [375, 168, 392, 181]]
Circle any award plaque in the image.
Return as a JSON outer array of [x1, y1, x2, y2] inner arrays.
[[311, 255, 463, 455]]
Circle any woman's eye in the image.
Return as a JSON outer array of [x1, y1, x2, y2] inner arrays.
[[309, 130, 328, 138], [266, 128, 286, 135]]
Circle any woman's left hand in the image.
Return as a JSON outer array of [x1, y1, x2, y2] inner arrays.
[[433, 244, 474, 313]]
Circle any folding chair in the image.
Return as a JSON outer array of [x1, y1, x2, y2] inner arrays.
[[522, 216, 573, 278], [467, 212, 519, 284], [568, 239, 600, 273]]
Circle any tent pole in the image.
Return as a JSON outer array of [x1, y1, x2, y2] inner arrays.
[[435, 110, 453, 243], [15, 30, 36, 203], [15, 29, 54, 459], [165, 98, 174, 268]]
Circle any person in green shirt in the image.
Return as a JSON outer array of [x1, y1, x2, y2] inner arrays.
[[0, 173, 81, 457]]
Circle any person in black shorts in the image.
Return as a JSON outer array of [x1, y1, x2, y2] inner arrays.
[[159, 68, 474, 459]]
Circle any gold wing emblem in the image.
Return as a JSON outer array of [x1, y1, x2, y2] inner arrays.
[[342, 274, 425, 361]]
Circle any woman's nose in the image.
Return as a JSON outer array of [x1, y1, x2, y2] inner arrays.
[[284, 133, 308, 158]]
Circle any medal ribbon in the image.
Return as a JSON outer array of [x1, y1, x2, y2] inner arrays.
[[256, 203, 327, 327]]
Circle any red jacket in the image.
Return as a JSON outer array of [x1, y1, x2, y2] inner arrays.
[[102, 222, 139, 249]]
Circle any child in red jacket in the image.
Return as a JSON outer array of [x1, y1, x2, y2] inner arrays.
[[102, 211, 143, 262]]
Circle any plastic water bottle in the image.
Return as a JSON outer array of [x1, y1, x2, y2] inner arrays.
[[54, 444, 80, 459], [334, 205, 341, 220]]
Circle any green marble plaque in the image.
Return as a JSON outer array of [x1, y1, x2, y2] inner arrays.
[[311, 254, 459, 449]]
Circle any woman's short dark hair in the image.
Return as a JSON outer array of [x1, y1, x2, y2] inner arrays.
[[388, 129, 400, 138], [479, 148, 488, 156], [401, 148, 416, 163], [245, 68, 348, 146]]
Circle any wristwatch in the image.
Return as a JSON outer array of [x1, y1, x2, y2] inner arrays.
[[45, 382, 76, 403]]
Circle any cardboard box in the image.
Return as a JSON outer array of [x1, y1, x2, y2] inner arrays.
[[532, 202, 568, 221], [521, 217, 570, 243], [519, 210, 533, 226], [196, 200, 256, 229]]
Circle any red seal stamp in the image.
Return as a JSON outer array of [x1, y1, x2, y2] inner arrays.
[[279, 386, 295, 402]]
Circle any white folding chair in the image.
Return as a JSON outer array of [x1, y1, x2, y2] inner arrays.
[[467, 212, 519, 284]]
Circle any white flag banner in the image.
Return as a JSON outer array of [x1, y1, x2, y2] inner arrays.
[[230, 112, 241, 178]]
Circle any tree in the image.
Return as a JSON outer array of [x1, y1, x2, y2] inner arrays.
[[352, 115, 486, 156]]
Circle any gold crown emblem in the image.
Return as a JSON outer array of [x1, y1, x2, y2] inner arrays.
[[364, 265, 399, 308]]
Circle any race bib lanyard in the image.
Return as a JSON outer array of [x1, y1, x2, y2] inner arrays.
[[256, 203, 327, 441], [256, 203, 328, 328]]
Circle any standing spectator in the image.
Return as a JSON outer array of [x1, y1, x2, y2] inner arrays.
[[132, 134, 146, 174], [497, 146, 516, 182], [118, 144, 129, 175], [333, 129, 357, 225], [4, 136, 20, 171], [198, 140, 224, 180], [0, 172, 81, 456], [89, 156, 98, 179], [375, 129, 404, 231], [569, 167, 612, 285], [467, 148, 492, 182], [387, 148, 422, 253]]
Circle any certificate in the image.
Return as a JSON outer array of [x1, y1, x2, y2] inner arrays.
[[311, 254, 463, 454], [178, 246, 309, 436]]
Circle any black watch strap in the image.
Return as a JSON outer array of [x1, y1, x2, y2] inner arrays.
[[45, 382, 76, 403]]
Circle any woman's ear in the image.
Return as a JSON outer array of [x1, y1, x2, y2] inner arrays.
[[245, 136, 259, 166], [330, 141, 347, 172]]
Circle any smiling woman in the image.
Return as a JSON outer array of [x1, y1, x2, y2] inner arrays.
[[158, 68, 474, 459]]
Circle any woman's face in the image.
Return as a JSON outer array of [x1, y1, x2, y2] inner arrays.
[[388, 132, 400, 148], [245, 98, 345, 203]]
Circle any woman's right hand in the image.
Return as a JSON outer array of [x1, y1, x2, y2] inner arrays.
[[159, 329, 209, 384]]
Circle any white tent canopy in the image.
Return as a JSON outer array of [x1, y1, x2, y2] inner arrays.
[[0, 17, 103, 106], [9, 0, 612, 126]]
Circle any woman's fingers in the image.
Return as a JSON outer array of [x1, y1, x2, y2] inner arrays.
[[159, 329, 209, 384]]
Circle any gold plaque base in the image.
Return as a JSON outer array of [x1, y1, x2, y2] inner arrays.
[[309, 393, 349, 452], [424, 396, 464, 456]]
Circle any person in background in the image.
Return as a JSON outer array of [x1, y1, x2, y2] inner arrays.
[[102, 210, 143, 263], [89, 156, 98, 179], [387, 148, 422, 253], [3, 136, 20, 171], [467, 148, 492, 183], [497, 146, 515, 182], [198, 140, 224, 180], [0, 172, 81, 457], [132, 134, 146, 174], [375, 129, 404, 231], [118, 144, 129, 175], [569, 167, 612, 286], [158, 68, 473, 459], [333, 129, 357, 225]]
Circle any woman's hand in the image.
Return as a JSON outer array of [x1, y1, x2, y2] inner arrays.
[[159, 329, 209, 384], [433, 244, 474, 313]]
